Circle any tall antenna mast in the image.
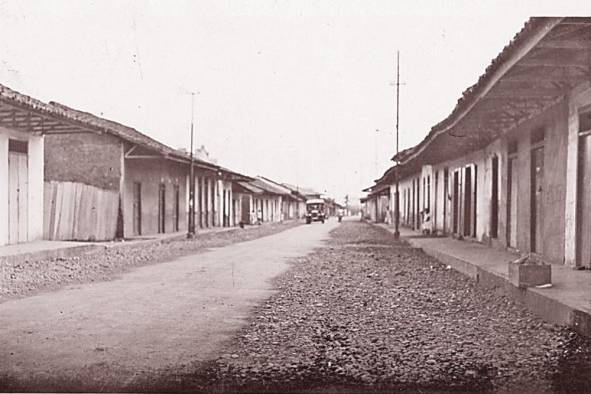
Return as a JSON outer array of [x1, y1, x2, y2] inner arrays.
[[394, 51, 401, 238]]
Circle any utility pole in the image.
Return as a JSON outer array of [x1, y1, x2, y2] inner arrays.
[[393, 51, 401, 239], [188, 92, 196, 238]]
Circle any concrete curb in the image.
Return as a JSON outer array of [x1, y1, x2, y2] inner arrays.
[[0, 244, 106, 265], [410, 240, 580, 330], [0, 221, 302, 266]]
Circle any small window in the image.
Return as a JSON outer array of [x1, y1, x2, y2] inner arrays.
[[508, 140, 518, 154], [579, 110, 591, 133], [531, 128, 545, 144], [8, 139, 28, 153]]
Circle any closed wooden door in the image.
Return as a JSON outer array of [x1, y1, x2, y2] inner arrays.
[[416, 178, 420, 229], [463, 166, 472, 237], [132, 182, 142, 236], [443, 169, 449, 235], [158, 183, 166, 233], [507, 157, 518, 248], [223, 190, 227, 227], [453, 171, 459, 234], [491, 156, 499, 239], [241, 196, 250, 224], [531, 146, 544, 253], [8, 151, 28, 243], [173, 185, 180, 232], [577, 134, 591, 267]]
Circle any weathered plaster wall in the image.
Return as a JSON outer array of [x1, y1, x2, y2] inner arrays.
[[44, 132, 122, 191], [565, 83, 591, 266], [503, 99, 568, 263], [123, 158, 188, 238]]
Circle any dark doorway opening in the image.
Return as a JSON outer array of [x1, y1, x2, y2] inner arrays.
[[443, 168, 449, 235], [416, 178, 421, 229], [223, 189, 227, 227], [204, 178, 209, 228], [453, 170, 460, 234], [464, 166, 472, 237], [133, 182, 142, 236], [173, 184, 180, 232], [158, 183, 166, 234], [531, 145, 544, 253], [491, 156, 499, 239]]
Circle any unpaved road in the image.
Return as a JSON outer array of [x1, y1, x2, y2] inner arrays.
[[0, 220, 337, 392]]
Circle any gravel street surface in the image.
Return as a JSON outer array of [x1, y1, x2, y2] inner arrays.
[[0, 220, 334, 392], [0, 222, 298, 303], [181, 221, 591, 394], [4, 220, 591, 393]]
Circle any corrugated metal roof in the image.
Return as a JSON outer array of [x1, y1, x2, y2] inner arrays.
[[236, 181, 265, 194], [250, 177, 290, 195]]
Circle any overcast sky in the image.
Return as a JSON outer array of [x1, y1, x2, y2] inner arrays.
[[0, 1, 587, 202]]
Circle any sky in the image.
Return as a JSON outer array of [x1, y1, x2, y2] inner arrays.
[[0, 0, 587, 203]]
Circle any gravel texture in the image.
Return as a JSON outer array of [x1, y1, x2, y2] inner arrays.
[[0, 222, 298, 303], [166, 221, 591, 393]]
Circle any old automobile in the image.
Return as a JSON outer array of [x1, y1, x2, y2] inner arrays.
[[305, 199, 325, 224]]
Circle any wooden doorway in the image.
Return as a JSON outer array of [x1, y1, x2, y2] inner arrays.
[[173, 184, 180, 232], [416, 178, 420, 229], [241, 196, 250, 224], [463, 166, 473, 237], [491, 156, 499, 239], [158, 183, 166, 233], [197, 176, 202, 229], [132, 182, 142, 236], [443, 168, 449, 235], [577, 129, 591, 268], [531, 141, 544, 253], [222, 189, 227, 227], [8, 139, 28, 244], [411, 180, 416, 228], [452, 170, 460, 234], [507, 143, 518, 248]]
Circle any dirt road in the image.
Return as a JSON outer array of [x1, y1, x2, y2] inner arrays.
[[0, 220, 337, 392]]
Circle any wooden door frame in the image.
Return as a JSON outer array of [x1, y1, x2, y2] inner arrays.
[[443, 168, 449, 236], [158, 183, 166, 234], [7, 149, 28, 244], [452, 170, 460, 235], [463, 165, 473, 237], [133, 182, 142, 236], [491, 155, 499, 239]]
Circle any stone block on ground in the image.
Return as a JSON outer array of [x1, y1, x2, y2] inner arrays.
[[508, 255, 551, 288]]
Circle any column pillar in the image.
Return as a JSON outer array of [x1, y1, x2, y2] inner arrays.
[[564, 86, 591, 266], [27, 135, 44, 241]]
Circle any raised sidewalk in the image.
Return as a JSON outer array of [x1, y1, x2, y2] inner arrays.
[[0, 223, 278, 266], [377, 224, 591, 337]]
